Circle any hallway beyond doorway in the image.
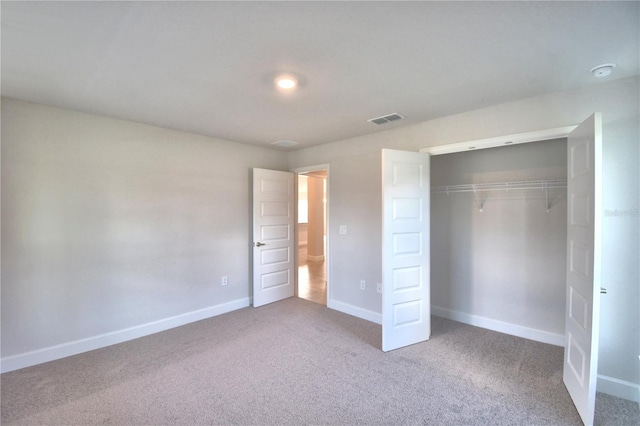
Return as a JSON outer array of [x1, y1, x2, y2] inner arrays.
[[298, 244, 326, 305], [296, 167, 328, 306]]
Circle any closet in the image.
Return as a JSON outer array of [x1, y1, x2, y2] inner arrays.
[[430, 138, 568, 344]]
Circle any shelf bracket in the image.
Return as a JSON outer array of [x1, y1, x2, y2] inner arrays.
[[471, 185, 485, 212], [544, 182, 552, 212]]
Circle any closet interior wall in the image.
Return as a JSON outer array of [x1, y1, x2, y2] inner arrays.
[[430, 138, 568, 343]]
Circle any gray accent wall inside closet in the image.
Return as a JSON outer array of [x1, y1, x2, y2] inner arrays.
[[430, 139, 568, 341]]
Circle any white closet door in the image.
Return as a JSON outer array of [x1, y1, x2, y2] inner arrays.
[[381, 149, 431, 352], [563, 113, 602, 426]]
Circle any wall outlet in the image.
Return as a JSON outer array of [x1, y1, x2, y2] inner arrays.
[[339, 225, 348, 235], [360, 279, 366, 290], [221, 275, 228, 286], [377, 283, 382, 293]]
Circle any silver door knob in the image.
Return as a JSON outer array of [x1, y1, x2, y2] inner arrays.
[[254, 242, 266, 247]]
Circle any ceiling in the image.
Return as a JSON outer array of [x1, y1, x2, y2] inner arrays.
[[2, 1, 638, 150]]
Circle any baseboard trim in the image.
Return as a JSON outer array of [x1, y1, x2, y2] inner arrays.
[[597, 374, 640, 403], [328, 299, 382, 325], [0, 298, 250, 374], [306, 254, 325, 262], [431, 305, 565, 346]]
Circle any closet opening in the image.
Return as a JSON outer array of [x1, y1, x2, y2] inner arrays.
[[422, 117, 604, 425], [428, 138, 568, 345]]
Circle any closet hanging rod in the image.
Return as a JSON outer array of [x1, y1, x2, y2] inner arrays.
[[432, 179, 566, 194]]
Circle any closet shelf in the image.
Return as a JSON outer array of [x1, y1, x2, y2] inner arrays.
[[432, 179, 566, 194], [432, 179, 566, 212]]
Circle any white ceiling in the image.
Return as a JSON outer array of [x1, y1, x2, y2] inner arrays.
[[2, 1, 638, 150]]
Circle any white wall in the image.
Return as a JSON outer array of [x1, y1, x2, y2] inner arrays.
[[1, 98, 288, 370], [2, 76, 637, 400], [288, 76, 640, 400], [430, 139, 567, 344]]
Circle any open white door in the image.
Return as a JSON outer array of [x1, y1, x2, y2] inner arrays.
[[252, 168, 295, 307], [563, 113, 602, 426], [382, 149, 431, 352]]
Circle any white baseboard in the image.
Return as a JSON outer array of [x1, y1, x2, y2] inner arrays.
[[431, 305, 565, 346], [597, 374, 640, 403], [324, 302, 564, 344], [328, 299, 382, 325], [0, 298, 250, 374], [306, 254, 325, 262]]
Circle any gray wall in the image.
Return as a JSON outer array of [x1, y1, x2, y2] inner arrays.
[[430, 139, 568, 339], [288, 76, 639, 399], [2, 76, 638, 400], [1, 98, 288, 359]]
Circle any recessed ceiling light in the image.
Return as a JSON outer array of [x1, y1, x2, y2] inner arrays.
[[274, 74, 298, 91], [590, 63, 616, 78]]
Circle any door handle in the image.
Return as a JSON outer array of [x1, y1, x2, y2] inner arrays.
[[254, 242, 266, 247], [600, 287, 607, 294]]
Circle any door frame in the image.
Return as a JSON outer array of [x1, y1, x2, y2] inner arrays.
[[421, 122, 602, 424], [421, 126, 577, 155], [422, 126, 578, 345], [291, 164, 331, 304]]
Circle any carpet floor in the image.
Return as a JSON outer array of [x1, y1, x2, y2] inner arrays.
[[1, 297, 638, 425]]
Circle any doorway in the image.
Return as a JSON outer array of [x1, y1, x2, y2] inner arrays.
[[295, 167, 328, 305]]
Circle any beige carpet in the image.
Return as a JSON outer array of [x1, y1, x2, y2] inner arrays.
[[1, 297, 638, 425]]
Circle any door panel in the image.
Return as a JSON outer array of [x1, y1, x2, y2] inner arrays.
[[563, 113, 602, 426], [252, 168, 294, 307], [382, 149, 431, 352]]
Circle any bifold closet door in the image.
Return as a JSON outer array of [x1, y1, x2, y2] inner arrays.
[[563, 113, 602, 426]]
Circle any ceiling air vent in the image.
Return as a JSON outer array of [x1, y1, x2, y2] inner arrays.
[[368, 113, 405, 125]]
